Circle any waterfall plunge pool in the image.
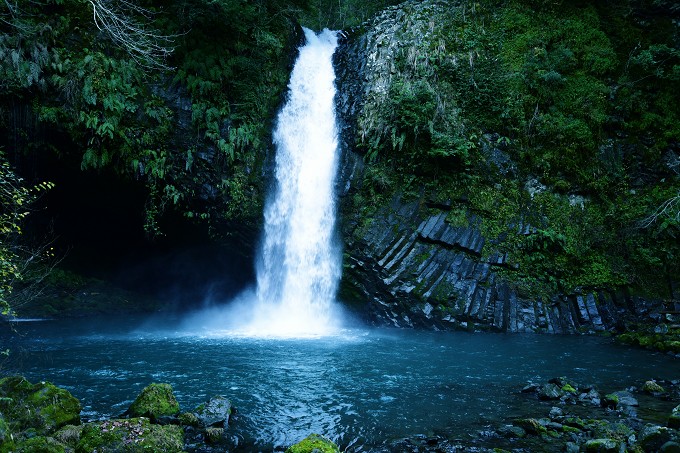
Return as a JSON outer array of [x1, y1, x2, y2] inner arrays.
[[3, 315, 678, 451]]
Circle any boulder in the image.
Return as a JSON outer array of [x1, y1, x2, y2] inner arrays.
[[661, 441, 680, 452], [602, 391, 638, 410], [578, 388, 601, 406], [583, 438, 623, 452], [194, 395, 232, 428], [127, 383, 180, 420], [512, 418, 547, 435], [76, 418, 184, 453], [549, 406, 563, 420], [669, 404, 680, 429], [178, 411, 200, 427], [497, 424, 526, 438], [204, 426, 224, 444], [639, 424, 676, 451], [0, 376, 81, 436], [643, 380, 666, 395], [538, 383, 564, 400], [286, 434, 340, 453]]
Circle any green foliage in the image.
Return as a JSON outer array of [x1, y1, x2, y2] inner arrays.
[[0, 151, 53, 315], [351, 0, 680, 298], [0, 0, 312, 236]]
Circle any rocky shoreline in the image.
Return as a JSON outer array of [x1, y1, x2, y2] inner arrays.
[[0, 377, 339, 452], [2, 372, 679, 452]]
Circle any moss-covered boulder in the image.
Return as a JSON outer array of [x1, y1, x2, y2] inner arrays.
[[76, 418, 184, 453], [639, 424, 676, 451], [583, 438, 622, 452], [204, 426, 224, 444], [0, 376, 81, 437], [669, 405, 680, 429], [127, 383, 180, 420], [10, 436, 68, 453], [643, 380, 666, 395], [512, 418, 547, 435], [285, 434, 340, 453]]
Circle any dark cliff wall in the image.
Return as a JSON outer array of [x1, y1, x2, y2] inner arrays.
[[333, 0, 680, 332]]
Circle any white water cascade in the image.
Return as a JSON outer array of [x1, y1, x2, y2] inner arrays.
[[244, 28, 342, 337]]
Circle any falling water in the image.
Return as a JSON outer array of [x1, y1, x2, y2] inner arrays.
[[246, 28, 342, 337]]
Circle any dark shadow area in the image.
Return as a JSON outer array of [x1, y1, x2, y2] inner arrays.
[[14, 144, 256, 313]]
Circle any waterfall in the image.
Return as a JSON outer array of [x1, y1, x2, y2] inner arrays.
[[246, 28, 342, 337]]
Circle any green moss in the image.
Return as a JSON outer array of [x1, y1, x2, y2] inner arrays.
[[584, 438, 621, 453], [642, 380, 666, 394], [285, 434, 340, 453], [561, 384, 577, 394], [204, 427, 224, 444], [0, 376, 81, 436], [76, 418, 183, 453], [513, 418, 547, 435], [602, 393, 619, 409], [10, 436, 67, 453], [127, 383, 179, 419], [53, 424, 83, 448], [178, 412, 200, 427]]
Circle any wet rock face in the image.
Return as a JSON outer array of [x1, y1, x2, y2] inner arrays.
[[337, 192, 649, 333]]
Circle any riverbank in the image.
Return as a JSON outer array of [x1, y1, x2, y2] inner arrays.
[[1, 374, 679, 452]]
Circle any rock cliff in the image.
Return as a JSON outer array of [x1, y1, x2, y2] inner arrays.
[[333, 0, 678, 332]]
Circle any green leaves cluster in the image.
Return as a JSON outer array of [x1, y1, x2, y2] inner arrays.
[[0, 0, 315, 237]]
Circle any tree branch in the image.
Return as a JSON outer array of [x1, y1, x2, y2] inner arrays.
[[88, 0, 175, 70]]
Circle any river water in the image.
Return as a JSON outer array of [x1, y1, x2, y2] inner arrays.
[[3, 316, 678, 450]]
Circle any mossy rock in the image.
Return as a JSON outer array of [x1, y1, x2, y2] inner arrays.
[[583, 438, 622, 452], [512, 418, 547, 435], [639, 424, 676, 451], [497, 424, 526, 438], [602, 393, 619, 409], [127, 383, 180, 419], [562, 417, 588, 430], [76, 418, 184, 453], [643, 380, 666, 394], [285, 434, 340, 453], [9, 436, 68, 453], [204, 426, 224, 444], [178, 412, 200, 427], [669, 404, 680, 429], [0, 376, 81, 436]]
